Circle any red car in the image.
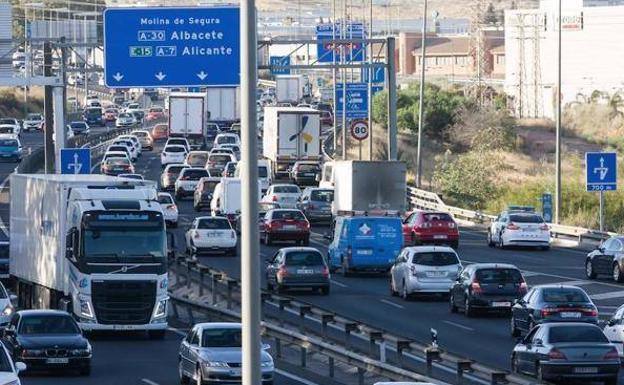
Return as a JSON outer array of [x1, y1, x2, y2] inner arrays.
[[260, 209, 310, 246], [402, 210, 459, 248], [151, 123, 168, 140], [146, 106, 165, 121], [104, 108, 118, 122]]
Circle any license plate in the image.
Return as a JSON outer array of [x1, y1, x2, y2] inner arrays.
[[357, 249, 373, 255], [303, 173, 314, 177], [296, 269, 314, 274], [426, 271, 446, 277], [281, 197, 295, 202], [112, 324, 135, 330], [1, 154, 10, 157], [433, 235, 448, 239], [46, 358, 69, 364], [574, 367, 598, 374], [491, 301, 511, 307], [560, 312, 582, 318], [283, 225, 297, 230]]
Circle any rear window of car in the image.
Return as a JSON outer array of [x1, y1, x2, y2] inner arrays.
[[133, 131, 148, 137], [188, 153, 208, 164], [310, 190, 333, 202], [202, 181, 219, 191], [154, 125, 167, 132], [150, 108, 163, 113], [258, 166, 269, 178], [273, 185, 300, 193], [165, 146, 186, 153], [158, 195, 173, 204], [297, 164, 320, 172], [509, 214, 544, 223], [542, 288, 590, 303], [210, 154, 231, 163], [182, 169, 209, 179], [197, 218, 231, 230], [411, 252, 459, 266], [108, 158, 130, 165], [548, 325, 608, 343], [272, 210, 305, 220], [167, 165, 186, 174], [475, 268, 523, 284], [0, 139, 18, 147], [108, 146, 127, 153], [71, 122, 87, 128], [217, 136, 237, 144], [285, 251, 324, 266], [169, 140, 187, 146], [423, 213, 453, 222]]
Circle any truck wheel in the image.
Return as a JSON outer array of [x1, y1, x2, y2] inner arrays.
[[148, 330, 166, 340]]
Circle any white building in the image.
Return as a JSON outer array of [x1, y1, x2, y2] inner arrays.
[[505, 0, 624, 119]]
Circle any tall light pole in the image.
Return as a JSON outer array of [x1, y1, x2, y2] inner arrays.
[[240, 2, 261, 385], [555, 0, 562, 223], [415, 0, 428, 188]]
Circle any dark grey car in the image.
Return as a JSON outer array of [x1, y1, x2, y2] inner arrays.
[[297, 187, 333, 223], [511, 323, 619, 384], [266, 247, 330, 295], [585, 235, 624, 282]]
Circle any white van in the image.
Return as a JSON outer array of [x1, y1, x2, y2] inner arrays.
[[318, 161, 334, 188], [234, 159, 272, 194], [210, 178, 262, 223]]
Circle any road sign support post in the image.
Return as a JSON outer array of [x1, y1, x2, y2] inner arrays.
[[44, 42, 55, 174], [600, 190, 605, 232], [53, 86, 65, 174], [387, 37, 397, 161], [240, 2, 261, 385], [416, 0, 428, 187]]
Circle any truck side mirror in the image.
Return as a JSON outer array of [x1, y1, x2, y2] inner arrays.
[[65, 228, 78, 262]]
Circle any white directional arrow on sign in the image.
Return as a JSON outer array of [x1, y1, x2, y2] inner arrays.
[[594, 157, 609, 180], [112, 72, 124, 82], [197, 71, 208, 80], [69, 153, 82, 174], [155, 72, 167, 81]]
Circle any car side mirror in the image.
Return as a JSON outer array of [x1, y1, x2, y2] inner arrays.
[[534, 338, 543, 347], [598, 245, 605, 252], [9, 294, 17, 307], [15, 362, 26, 373], [315, 174, 321, 183], [608, 319, 619, 327], [3, 327, 14, 338], [323, 232, 332, 240], [262, 343, 271, 351]]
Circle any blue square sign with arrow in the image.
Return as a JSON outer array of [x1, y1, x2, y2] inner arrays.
[[586, 152, 617, 191], [61, 148, 91, 175]]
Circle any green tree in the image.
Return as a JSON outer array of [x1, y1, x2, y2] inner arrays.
[[372, 90, 388, 128]]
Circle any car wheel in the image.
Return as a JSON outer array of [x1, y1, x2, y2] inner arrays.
[[536, 362, 544, 382], [614, 263, 624, 283], [487, 231, 495, 247], [510, 354, 519, 374], [449, 293, 458, 313], [390, 278, 398, 297], [302, 237, 310, 246], [401, 280, 410, 301], [604, 376, 618, 385], [510, 316, 520, 337], [267, 281, 274, 291], [170, 221, 177, 229], [194, 205, 200, 212], [411, 233, 419, 246], [464, 298, 474, 317], [451, 240, 459, 249], [498, 233, 506, 249], [341, 258, 350, 277], [179, 360, 189, 384], [195, 366, 204, 385], [586, 260, 597, 279]]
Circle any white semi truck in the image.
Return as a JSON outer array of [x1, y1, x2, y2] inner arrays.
[[10, 174, 169, 338], [206, 87, 240, 130], [168, 92, 207, 150], [262, 106, 322, 179]]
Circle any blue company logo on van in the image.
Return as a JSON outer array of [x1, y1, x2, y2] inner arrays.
[[358, 222, 372, 236]]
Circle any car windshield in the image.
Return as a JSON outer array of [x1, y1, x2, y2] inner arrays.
[[119, 113, 132, 119], [158, 195, 173, 204], [0, 343, 12, 372], [423, 213, 453, 222], [169, 140, 186, 146], [273, 211, 305, 220], [0, 119, 14, 125], [71, 122, 87, 128], [150, 108, 163, 113], [310, 190, 333, 202], [412, 252, 459, 266], [188, 153, 208, 165], [217, 136, 237, 144], [166, 165, 186, 175], [285, 251, 324, 266], [476, 268, 523, 283], [201, 328, 241, 347], [258, 166, 268, 178], [26, 114, 41, 120], [273, 185, 300, 194], [166, 146, 186, 153], [297, 164, 319, 172], [202, 181, 219, 191], [19, 315, 80, 335], [83, 218, 165, 259], [509, 214, 544, 223], [548, 326, 608, 343], [0, 139, 17, 147], [182, 169, 209, 180], [542, 288, 590, 303], [197, 218, 231, 230], [210, 155, 231, 163]]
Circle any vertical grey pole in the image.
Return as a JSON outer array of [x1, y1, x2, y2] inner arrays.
[[44, 42, 54, 174], [367, 0, 373, 160], [24, 6, 29, 119], [53, 87, 66, 174], [599, 191, 604, 233], [386, 37, 397, 161], [83, 16, 88, 103], [332, 0, 337, 155], [415, 0, 427, 187], [240, 1, 261, 385], [555, 0, 562, 224], [341, 0, 347, 160]]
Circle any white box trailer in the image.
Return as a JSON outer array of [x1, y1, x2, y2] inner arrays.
[[275, 75, 303, 104], [206, 87, 240, 129], [168, 92, 207, 149], [262, 107, 322, 179]]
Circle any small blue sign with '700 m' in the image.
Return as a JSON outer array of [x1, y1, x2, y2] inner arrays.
[[586, 152, 617, 192]]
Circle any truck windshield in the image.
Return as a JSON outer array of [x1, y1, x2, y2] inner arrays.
[[82, 212, 165, 260]]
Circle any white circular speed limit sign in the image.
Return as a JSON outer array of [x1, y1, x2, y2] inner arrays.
[[350, 120, 369, 141]]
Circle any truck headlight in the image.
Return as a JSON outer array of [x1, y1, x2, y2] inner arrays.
[[78, 294, 94, 319], [152, 299, 167, 319]]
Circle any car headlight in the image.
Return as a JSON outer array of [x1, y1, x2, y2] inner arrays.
[[20, 349, 44, 358], [70, 344, 91, 357], [2, 304, 14, 316], [152, 298, 167, 319], [261, 361, 274, 368], [204, 361, 229, 368], [78, 294, 94, 319]]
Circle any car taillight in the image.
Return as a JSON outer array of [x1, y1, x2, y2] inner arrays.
[[549, 349, 567, 360], [604, 348, 619, 360], [322, 266, 330, 277], [470, 281, 483, 294], [272, 195, 278, 202], [448, 222, 456, 228], [277, 266, 288, 279], [270, 220, 282, 229], [540, 223, 549, 231], [541, 306, 557, 317], [507, 222, 520, 230], [583, 307, 598, 317], [518, 281, 528, 294]]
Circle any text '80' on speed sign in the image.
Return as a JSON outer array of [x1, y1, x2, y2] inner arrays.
[[350, 120, 369, 141]]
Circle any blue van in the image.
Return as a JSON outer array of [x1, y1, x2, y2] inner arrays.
[[327, 216, 403, 275]]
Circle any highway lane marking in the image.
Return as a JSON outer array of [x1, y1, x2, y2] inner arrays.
[[141, 379, 160, 385], [275, 368, 320, 385], [591, 291, 624, 300], [548, 280, 593, 286], [379, 299, 404, 309], [167, 327, 187, 337], [442, 320, 474, 331], [330, 279, 347, 288]]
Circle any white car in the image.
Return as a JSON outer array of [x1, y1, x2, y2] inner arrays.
[[213, 133, 240, 148], [161, 145, 188, 166], [157, 192, 179, 227], [112, 139, 139, 161], [185, 216, 237, 256], [174, 167, 210, 199], [118, 134, 142, 155], [262, 184, 302, 209], [115, 112, 137, 128], [106, 144, 135, 162], [102, 151, 131, 163], [0, 282, 14, 328], [22, 113, 43, 132], [0, 341, 25, 385], [234, 160, 272, 193], [132, 130, 154, 151], [604, 304, 624, 359], [390, 246, 462, 299], [0, 118, 21, 135], [185, 151, 210, 168], [165, 137, 191, 152], [487, 210, 551, 250], [125, 102, 141, 113]]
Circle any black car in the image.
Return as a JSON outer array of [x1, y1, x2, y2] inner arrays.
[[585, 235, 624, 282], [450, 263, 527, 317], [511, 323, 619, 384], [3, 310, 91, 375], [193, 177, 220, 212], [289, 161, 321, 186], [511, 285, 598, 337]]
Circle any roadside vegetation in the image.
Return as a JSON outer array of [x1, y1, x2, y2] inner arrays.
[[371, 83, 624, 232], [0, 88, 44, 118]]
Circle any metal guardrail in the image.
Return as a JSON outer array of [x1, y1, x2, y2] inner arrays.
[[407, 186, 613, 243], [168, 256, 540, 385]]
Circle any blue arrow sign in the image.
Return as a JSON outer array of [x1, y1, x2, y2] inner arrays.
[[586, 152, 617, 191], [60, 148, 91, 175], [104, 7, 240, 88], [270, 56, 290, 75], [361, 66, 385, 83], [316, 22, 365, 63], [335, 83, 383, 119]]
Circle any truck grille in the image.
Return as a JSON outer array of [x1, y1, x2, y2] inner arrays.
[[91, 280, 156, 325]]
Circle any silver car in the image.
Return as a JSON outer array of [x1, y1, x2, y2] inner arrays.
[[297, 187, 333, 223], [178, 323, 274, 385], [390, 246, 462, 299]]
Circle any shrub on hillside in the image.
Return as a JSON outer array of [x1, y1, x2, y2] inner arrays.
[[450, 106, 516, 152]]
